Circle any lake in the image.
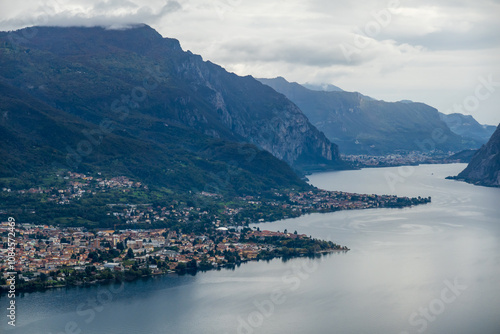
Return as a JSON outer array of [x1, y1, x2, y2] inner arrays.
[[2, 163, 500, 334]]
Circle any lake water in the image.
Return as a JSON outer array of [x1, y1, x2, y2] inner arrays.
[[2, 163, 500, 334]]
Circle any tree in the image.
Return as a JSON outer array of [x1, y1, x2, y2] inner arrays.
[[175, 262, 187, 271], [126, 248, 134, 259], [187, 259, 197, 270], [88, 251, 99, 263]]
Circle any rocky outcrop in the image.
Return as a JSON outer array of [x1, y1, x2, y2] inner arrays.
[[455, 124, 500, 187], [171, 48, 344, 172]]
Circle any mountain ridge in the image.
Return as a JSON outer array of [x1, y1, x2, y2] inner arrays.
[[0, 25, 347, 185], [439, 112, 496, 144], [258, 77, 489, 155]]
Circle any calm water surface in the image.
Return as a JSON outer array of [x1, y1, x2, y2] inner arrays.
[[2, 164, 499, 334]]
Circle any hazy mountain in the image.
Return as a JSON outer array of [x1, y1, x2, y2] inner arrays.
[[258, 77, 478, 155], [301, 82, 343, 92], [439, 113, 496, 144], [0, 25, 349, 195], [454, 124, 500, 187]]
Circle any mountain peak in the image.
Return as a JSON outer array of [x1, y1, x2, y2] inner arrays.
[[4, 24, 182, 55]]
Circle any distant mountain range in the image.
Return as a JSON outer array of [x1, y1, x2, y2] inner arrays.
[[439, 113, 496, 145], [259, 77, 494, 154], [0, 25, 347, 195], [453, 124, 500, 187]]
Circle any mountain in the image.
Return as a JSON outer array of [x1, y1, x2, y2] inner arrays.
[[301, 82, 343, 92], [0, 80, 307, 196], [0, 25, 352, 198], [439, 113, 496, 144], [453, 124, 500, 187], [446, 149, 478, 163], [0, 25, 345, 179], [258, 77, 478, 155]]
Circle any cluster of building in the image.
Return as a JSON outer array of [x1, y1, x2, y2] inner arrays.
[[286, 190, 407, 211], [1, 172, 143, 205], [0, 221, 334, 284], [1, 171, 430, 229], [105, 189, 427, 226], [0, 171, 430, 288], [342, 152, 453, 167]]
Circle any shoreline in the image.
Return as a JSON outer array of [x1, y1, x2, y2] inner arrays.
[[1, 248, 349, 295], [1, 185, 430, 296]]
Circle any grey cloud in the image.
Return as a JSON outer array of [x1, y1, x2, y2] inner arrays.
[[0, 0, 182, 30], [0, 0, 498, 124], [216, 39, 370, 67], [308, 0, 500, 50], [379, 26, 500, 51], [92, 0, 139, 11]]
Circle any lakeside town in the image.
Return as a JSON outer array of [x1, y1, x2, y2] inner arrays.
[[0, 222, 347, 292], [1, 171, 431, 228], [342, 151, 468, 168], [0, 172, 431, 292]]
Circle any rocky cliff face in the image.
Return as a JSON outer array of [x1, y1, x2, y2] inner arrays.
[[172, 53, 343, 171], [455, 124, 500, 187]]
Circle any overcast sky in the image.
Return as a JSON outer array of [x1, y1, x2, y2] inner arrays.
[[1, 0, 499, 124]]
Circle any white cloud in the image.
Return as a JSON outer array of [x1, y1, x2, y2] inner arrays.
[[0, 0, 181, 30]]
